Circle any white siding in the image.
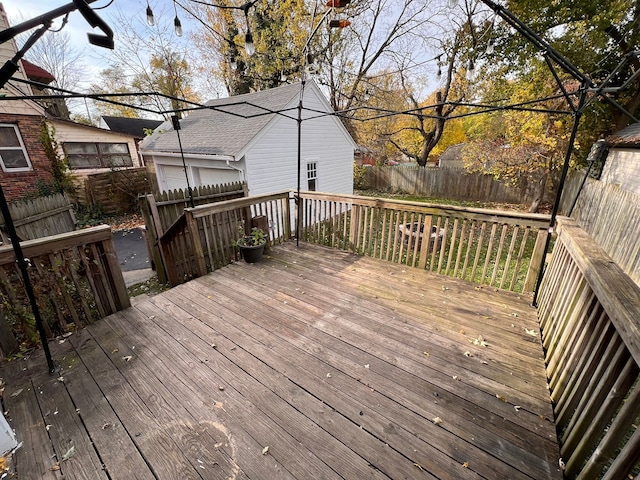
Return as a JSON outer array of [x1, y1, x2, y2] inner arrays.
[[601, 148, 640, 196], [0, 5, 39, 116], [244, 85, 354, 196], [152, 154, 243, 192]]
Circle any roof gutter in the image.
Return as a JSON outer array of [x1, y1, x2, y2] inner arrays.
[[142, 150, 237, 162]]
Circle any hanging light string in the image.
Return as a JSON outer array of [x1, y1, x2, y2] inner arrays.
[[173, 0, 183, 36], [146, 0, 155, 26]]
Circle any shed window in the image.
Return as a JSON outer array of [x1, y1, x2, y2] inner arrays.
[[307, 161, 317, 191], [64, 142, 132, 169], [0, 124, 32, 172]]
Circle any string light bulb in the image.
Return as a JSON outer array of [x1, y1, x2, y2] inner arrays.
[[466, 58, 475, 80], [172, 1, 182, 37], [486, 39, 494, 55], [245, 31, 255, 55], [146, 2, 155, 26]]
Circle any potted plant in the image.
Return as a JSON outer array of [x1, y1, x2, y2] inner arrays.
[[235, 225, 267, 263]]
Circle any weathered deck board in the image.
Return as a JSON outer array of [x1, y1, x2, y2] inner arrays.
[[1, 242, 562, 479]]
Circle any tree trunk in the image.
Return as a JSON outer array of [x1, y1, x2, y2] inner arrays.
[[528, 173, 547, 213]]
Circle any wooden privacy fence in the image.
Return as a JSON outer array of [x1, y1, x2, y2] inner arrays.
[[140, 182, 246, 283], [159, 191, 291, 286], [72, 167, 150, 215], [537, 217, 640, 480], [568, 177, 640, 286], [362, 166, 542, 205], [298, 191, 550, 293], [0, 225, 129, 358], [0, 193, 76, 243]]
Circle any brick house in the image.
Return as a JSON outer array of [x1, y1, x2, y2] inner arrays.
[[0, 3, 141, 203]]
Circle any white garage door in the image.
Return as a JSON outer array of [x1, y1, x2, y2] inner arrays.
[[196, 167, 241, 186], [160, 165, 190, 191]]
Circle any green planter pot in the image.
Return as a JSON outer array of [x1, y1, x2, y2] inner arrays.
[[239, 243, 265, 263]]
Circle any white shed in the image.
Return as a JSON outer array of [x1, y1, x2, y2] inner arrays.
[[140, 80, 356, 196], [601, 122, 640, 196]]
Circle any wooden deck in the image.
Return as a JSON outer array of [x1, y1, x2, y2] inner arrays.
[[0, 242, 562, 480]]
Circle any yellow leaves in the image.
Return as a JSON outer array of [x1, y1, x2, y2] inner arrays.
[[462, 461, 469, 468], [432, 416, 443, 425]]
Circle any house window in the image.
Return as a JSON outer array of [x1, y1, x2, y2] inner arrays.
[[0, 124, 32, 172], [63, 142, 132, 169], [307, 161, 317, 191]]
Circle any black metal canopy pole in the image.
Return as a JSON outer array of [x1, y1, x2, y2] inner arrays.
[[531, 85, 587, 306], [296, 82, 304, 247], [171, 115, 195, 208], [0, 186, 55, 372]]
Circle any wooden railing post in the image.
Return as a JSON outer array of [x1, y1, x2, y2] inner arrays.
[[283, 193, 292, 239], [101, 234, 131, 310], [140, 194, 167, 284], [523, 227, 549, 292], [349, 204, 359, 253], [185, 209, 207, 277]]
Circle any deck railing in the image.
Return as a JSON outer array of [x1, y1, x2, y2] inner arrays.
[[0, 225, 129, 356], [160, 191, 291, 285], [158, 190, 550, 292], [537, 217, 640, 479], [299, 191, 550, 293]]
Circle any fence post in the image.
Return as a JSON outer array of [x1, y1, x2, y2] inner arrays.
[[185, 209, 207, 277], [524, 228, 549, 292]]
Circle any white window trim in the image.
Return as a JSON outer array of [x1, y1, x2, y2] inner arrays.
[[307, 160, 318, 191], [0, 124, 33, 173]]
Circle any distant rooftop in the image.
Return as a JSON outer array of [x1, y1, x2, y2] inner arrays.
[[102, 116, 163, 139]]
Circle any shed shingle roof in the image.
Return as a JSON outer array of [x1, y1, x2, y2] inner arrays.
[[606, 122, 640, 147], [141, 82, 304, 157]]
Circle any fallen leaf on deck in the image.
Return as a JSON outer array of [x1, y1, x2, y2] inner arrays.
[[49, 463, 60, 471], [525, 328, 537, 336], [122, 356, 133, 362], [10, 389, 23, 397], [459, 329, 465, 334], [57, 376, 64, 383], [559, 458, 565, 470], [423, 352, 430, 357], [452, 375, 459, 380], [469, 335, 488, 347], [326, 373, 332, 378], [432, 416, 443, 425], [102, 423, 111, 430], [496, 394, 506, 402], [462, 461, 469, 468], [364, 364, 370, 369], [112, 348, 119, 354], [62, 445, 75, 461], [464, 351, 472, 357], [514, 406, 521, 411], [58, 339, 66, 344], [414, 463, 424, 471], [512, 313, 518, 317], [262, 446, 269, 455], [46, 424, 52, 431]]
